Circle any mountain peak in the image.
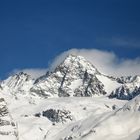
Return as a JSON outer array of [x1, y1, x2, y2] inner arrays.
[[1, 72, 34, 93], [55, 54, 99, 75], [65, 54, 86, 60], [31, 54, 105, 97], [63, 54, 93, 65]]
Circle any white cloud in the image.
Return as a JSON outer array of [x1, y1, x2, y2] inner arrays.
[[12, 68, 47, 79], [110, 37, 140, 48], [50, 48, 140, 77], [97, 37, 140, 48], [11, 48, 140, 78]]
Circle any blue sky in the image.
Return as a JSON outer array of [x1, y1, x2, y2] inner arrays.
[[0, 0, 140, 79]]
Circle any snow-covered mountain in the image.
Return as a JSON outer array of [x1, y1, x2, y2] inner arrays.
[[1, 72, 34, 95], [0, 54, 140, 140], [0, 97, 18, 140], [110, 76, 140, 100], [31, 55, 108, 97]]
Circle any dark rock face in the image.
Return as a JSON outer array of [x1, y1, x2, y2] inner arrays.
[[43, 109, 73, 123], [109, 85, 140, 100], [74, 75, 106, 97], [116, 75, 140, 84], [35, 109, 73, 123], [109, 75, 140, 100], [64, 136, 73, 140], [0, 97, 18, 139], [136, 135, 140, 140], [116, 76, 135, 84]]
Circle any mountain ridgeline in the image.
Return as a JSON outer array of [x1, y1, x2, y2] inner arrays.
[[1, 54, 140, 100]]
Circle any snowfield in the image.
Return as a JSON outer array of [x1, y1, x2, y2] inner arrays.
[[2, 94, 128, 140], [2, 94, 140, 140]]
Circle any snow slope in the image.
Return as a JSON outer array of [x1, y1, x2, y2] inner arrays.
[[0, 97, 18, 140], [96, 74, 121, 94], [1, 94, 127, 140], [52, 96, 140, 140]]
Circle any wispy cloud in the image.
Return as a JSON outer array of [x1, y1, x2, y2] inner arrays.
[[97, 37, 140, 48], [12, 68, 48, 79], [10, 48, 140, 78], [50, 48, 140, 76]]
